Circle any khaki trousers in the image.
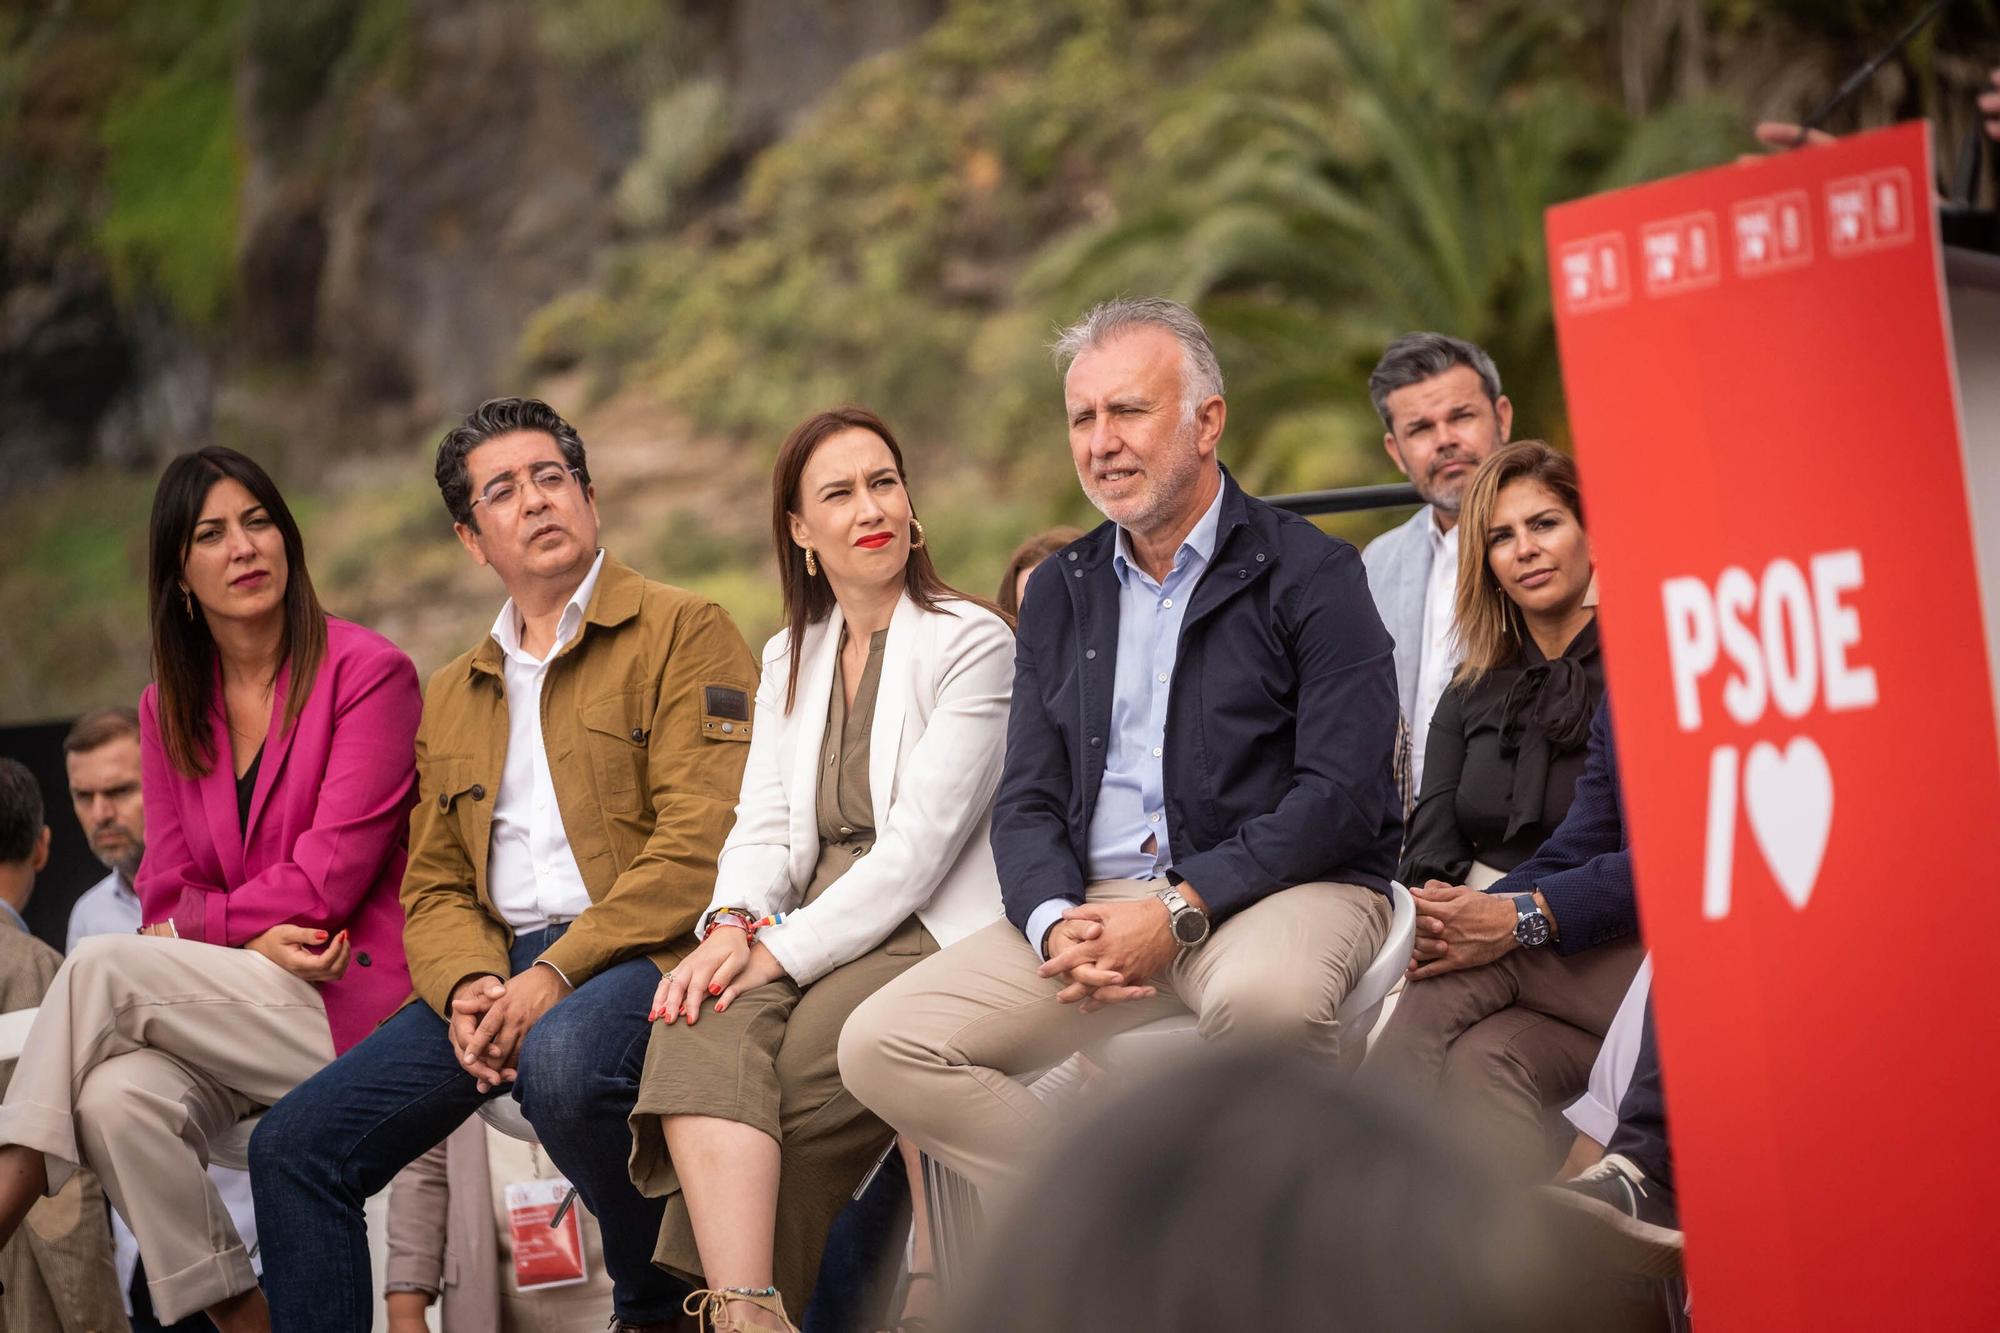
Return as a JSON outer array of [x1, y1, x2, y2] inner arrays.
[[0, 935, 334, 1321], [1364, 933, 1645, 1175], [838, 879, 1390, 1196]]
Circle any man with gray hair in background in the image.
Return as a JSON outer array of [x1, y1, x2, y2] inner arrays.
[[1361, 333, 1514, 803], [840, 297, 1401, 1199]]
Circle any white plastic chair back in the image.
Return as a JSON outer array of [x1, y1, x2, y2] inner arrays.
[[477, 1095, 541, 1143], [0, 1007, 37, 1063]]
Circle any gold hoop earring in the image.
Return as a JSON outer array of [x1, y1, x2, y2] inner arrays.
[[181, 587, 193, 619], [804, 546, 818, 577], [910, 518, 927, 550]]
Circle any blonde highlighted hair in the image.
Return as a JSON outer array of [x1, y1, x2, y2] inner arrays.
[[1450, 441, 1586, 689]]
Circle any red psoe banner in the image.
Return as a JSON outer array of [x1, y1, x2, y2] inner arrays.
[[1547, 122, 2000, 1329]]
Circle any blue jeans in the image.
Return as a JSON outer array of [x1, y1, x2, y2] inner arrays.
[[250, 926, 682, 1330]]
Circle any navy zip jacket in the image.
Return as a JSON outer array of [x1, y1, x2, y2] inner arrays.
[[991, 470, 1401, 929]]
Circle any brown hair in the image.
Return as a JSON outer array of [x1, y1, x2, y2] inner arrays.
[[147, 448, 328, 777], [1450, 441, 1587, 689], [771, 407, 994, 710], [996, 526, 1084, 619], [64, 708, 141, 755]]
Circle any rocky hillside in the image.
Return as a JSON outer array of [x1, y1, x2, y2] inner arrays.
[[0, 0, 944, 490]]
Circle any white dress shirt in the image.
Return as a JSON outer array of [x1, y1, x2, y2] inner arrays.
[[486, 551, 604, 932], [62, 868, 261, 1309], [1409, 514, 1461, 794]]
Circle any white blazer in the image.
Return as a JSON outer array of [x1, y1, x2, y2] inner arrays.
[[700, 592, 1013, 985]]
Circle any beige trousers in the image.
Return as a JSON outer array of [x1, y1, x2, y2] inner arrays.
[[0, 935, 335, 1322], [837, 878, 1390, 1196]]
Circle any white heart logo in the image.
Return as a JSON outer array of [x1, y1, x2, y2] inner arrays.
[[1742, 738, 1833, 910]]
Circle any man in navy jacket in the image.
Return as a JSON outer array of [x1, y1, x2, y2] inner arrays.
[[840, 297, 1401, 1196]]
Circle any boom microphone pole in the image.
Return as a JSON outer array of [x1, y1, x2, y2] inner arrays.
[[1792, 0, 1956, 145]]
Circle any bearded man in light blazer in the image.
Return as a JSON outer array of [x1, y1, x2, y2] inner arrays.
[[1360, 332, 1513, 806]]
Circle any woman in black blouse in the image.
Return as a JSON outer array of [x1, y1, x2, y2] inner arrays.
[[1372, 441, 1643, 1175], [1400, 441, 1603, 890]]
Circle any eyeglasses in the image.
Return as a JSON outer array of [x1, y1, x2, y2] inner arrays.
[[470, 463, 583, 514]]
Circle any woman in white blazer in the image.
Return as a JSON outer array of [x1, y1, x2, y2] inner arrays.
[[627, 406, 1012, 1333]]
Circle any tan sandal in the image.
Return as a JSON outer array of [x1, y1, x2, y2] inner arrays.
[[682, 1286, 799, 1333]]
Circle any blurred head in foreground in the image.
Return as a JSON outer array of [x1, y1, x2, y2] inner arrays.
[[949, 1044, 1641, 1333]]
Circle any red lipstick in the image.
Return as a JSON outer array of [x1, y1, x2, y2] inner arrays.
[[855, 533, 894, 549]]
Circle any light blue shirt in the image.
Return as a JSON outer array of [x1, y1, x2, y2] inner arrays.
[[66, 869, 141, 953], [0, 897, 26, 936], [1025, 482, 1225, 958]]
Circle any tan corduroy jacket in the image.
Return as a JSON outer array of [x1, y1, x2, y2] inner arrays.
[[400, 555, 758, 1015]]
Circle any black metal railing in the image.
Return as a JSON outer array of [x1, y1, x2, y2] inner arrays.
[[1265, 482, 1422, 517]]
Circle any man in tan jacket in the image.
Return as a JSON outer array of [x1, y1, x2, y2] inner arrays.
[[0, 758, 129, 1333], [252, 399, 757, 1333]]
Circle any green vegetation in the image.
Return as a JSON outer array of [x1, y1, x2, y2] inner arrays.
[[9, 0, 1988, 720], [97, 0, 244, 327], [1031, 0, 1746, 487], [529, 0, 1751, 540], [527, 0, 1266, 490], [0, 473, 158, 723]]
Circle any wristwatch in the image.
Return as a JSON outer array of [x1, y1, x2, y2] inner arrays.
[[1512, 893, 1552, 949], [1155, 884, 1211, 948]]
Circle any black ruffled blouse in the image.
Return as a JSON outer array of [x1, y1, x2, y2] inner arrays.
[[1397, 619, 1604, 888]]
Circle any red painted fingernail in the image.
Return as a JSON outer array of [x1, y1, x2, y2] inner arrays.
[[315, 931, 328, 941], [708, 983, 721, 996], [715, 1001, 726, 1013]]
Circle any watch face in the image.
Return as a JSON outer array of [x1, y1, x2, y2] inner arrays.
[[1514, 912, 1551, 949], [1173, 909, 1209, 945]]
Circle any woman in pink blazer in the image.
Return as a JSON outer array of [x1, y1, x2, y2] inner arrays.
[[0, 446, 419, 1332]]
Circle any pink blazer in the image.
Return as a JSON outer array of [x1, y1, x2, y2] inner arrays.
[[137, 616, 421, 1053]]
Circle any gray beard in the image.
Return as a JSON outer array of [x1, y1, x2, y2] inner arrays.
[[109, 844, 145, 884]]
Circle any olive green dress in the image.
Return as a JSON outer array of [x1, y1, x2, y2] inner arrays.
[[627, 628, 937, 1313]]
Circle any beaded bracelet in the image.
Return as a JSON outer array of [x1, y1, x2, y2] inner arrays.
[[703, 909, 754, 940]]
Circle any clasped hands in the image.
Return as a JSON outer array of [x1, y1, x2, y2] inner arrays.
[[1037, 896, 1183, 1012], [448, 964, 574, 1093], [649, 925, 789, 1028], [1407, 880, 1543, 981]]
